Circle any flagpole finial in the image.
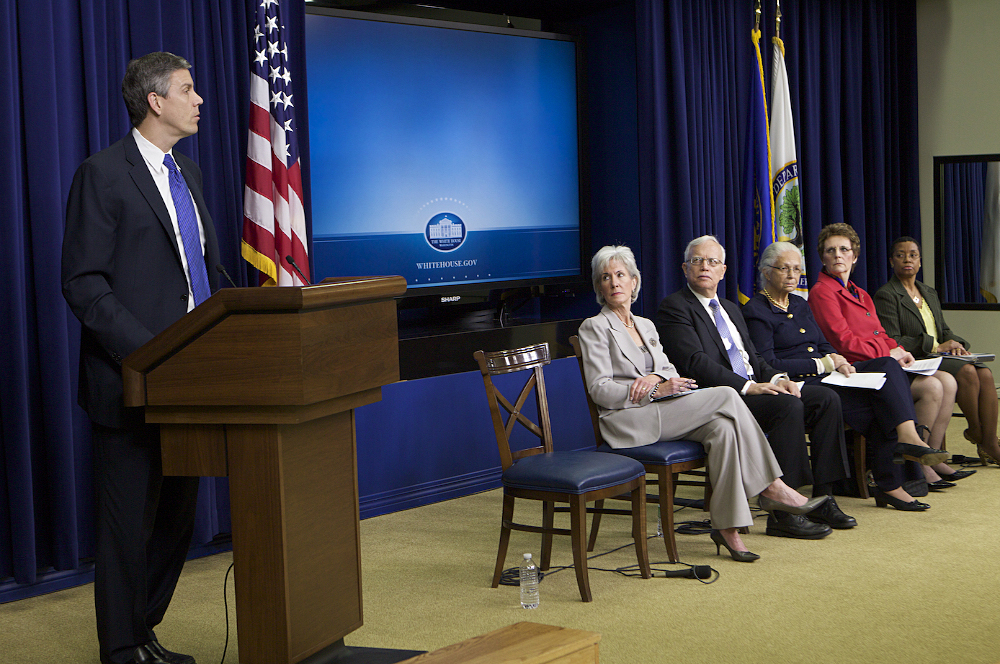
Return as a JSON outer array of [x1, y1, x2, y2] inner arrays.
[[775, 0, 782, 39], [754, 0, 761, 31]]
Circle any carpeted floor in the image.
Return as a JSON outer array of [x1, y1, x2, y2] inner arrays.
[[3, 417, 998, 664]]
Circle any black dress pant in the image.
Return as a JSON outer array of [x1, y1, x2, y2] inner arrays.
[[810, 357, 918, 492], [92, 423, 200, 664], [743, 384, 849, 489]]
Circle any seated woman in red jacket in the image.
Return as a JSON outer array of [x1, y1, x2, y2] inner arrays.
[[808, 223, 963, 483]]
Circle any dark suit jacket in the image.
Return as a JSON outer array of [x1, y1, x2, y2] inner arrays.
[[742, 292, 836, 379], [873, 275, 968, 358], [62, 132, 220, 428], [654, 286, 780, 389]]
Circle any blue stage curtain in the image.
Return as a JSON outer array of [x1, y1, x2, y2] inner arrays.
[[0, 0, 306, 600], [939, 162, 987, 303], [634, 0, 920, 312]]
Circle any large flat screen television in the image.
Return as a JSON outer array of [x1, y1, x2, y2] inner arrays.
[[304, 7, 585, 300]]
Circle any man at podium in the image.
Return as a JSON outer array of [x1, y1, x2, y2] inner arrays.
[[62, 52, 220, 664]]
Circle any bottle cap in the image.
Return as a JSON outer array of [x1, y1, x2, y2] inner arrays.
[[523, 553, 532, 560]]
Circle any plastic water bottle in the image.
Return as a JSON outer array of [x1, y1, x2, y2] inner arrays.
[[519, 553, 539, 609], [657, 506, 663, 538]]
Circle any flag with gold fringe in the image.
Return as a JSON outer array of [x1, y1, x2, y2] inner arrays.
[[738, 22, 775, 304], [242, 0, 310, 286]]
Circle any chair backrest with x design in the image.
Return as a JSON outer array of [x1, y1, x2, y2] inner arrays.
[[475, 343, 553, 470]]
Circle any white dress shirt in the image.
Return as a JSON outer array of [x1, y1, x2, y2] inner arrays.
[[132, 127, 207, 312]]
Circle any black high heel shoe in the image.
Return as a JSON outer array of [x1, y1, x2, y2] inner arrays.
[[937, 469, 976, 481], [872, 488, 930, 511], [892, 442, 948, 466], [710, 530, 760, 562]]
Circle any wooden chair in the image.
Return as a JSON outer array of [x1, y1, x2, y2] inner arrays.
[[474, 343, 651, 602], [568, 335, 709, 562]]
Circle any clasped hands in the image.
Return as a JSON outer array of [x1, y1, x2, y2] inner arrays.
[[629, 375, 698, 403]]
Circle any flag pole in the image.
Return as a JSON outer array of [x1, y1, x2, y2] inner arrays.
[[775, 0, 782, 40], [754, 0, 761, 32]]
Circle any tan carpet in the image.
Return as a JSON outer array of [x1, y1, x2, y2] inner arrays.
[[3, 417, 998, 664]]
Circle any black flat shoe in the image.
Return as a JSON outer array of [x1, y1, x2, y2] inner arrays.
[[805, 496, 857, 529], [937, 469, 976, 481], [765, 512, 832, 539], [872, 488, 930, 511], [928, 479, 956, 491], [709, 529, 759, 562], [148, 642, 195, 664], [893, 442, 948, 466]]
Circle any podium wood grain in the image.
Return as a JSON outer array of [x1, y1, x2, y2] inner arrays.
[[123, 276, 405, 664]]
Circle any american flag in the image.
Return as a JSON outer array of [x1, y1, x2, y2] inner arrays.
[[242, 0, 309, 286]]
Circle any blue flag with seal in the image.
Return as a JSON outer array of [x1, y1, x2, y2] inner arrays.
[[738, 27, 775, 304]]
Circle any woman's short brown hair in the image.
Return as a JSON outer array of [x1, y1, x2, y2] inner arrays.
[[817, 223, 861, 259]]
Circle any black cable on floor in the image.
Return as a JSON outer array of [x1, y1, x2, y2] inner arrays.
[[220, 562, 234, 664]]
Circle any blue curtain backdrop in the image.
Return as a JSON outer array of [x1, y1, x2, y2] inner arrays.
[[939, 162, 987, 303], [634, 0, 920, 314], [0, 0, 308, 601], [2, 0, 919, 602]]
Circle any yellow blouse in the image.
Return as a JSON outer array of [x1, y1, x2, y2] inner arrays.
[[917, 298, 938, 349]]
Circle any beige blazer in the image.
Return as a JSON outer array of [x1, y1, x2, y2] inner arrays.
[[577, 307, 681, 449]]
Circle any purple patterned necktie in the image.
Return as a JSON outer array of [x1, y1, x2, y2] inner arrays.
[[163, 154, 210, 306], [710, 299, 750, 380]]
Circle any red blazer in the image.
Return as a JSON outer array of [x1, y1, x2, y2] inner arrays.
[[808, 271, 899, 363]]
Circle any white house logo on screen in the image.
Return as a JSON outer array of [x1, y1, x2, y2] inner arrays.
[[425, 212, 467, 252]]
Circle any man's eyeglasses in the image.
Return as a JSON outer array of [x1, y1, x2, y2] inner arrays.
[[768, 265, 803, 276], [687, 257, 723, 267]]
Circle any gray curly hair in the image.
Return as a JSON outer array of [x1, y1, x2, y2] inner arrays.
[[757, 241, 801, 290]]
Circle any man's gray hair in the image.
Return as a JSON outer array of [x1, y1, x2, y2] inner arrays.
[[683, 235, 726, 263], [591, 245, 641, 306], [122, 52, 192, 128], [757, 241, 800, 290]]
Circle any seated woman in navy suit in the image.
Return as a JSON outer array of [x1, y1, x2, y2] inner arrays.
[[874, 236, 1000, 467], [576, 245, 828, 562], [743, 242, 959, 511]]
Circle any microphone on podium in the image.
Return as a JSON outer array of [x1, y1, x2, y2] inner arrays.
[[285, 255, 311, 285], [216, 264, 238, 288]]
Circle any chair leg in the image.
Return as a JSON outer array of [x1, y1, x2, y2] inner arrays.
[[492, 493, 515, 588], [658, 471, 679, 563], [853, 432, 870, 499], [586, 498, 604, 552], [568, 495, 592, 602], [631, 484, 651, 579], [540, 500, 555, 571]]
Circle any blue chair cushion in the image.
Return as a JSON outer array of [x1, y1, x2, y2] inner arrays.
[[597, 440, 705, 467], [502, 451, 645, 495]]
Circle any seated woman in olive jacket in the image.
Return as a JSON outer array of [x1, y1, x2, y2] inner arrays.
[[874, 236, 1000, 466], [743, 242, 959, 511]]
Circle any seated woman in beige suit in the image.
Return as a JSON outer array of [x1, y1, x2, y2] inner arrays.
[[577, 245, 827, 562]]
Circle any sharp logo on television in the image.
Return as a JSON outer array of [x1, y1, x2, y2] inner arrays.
[[425, 213, 467, 252]]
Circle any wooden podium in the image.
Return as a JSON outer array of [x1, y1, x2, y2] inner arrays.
[[122, 276, 407, 664]]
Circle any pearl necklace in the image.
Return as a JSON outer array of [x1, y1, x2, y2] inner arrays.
[[761, 289, 789, 311], [615, 311, 635, 328]]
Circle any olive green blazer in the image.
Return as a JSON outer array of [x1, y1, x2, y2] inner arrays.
[[873, 275, 968, 358]]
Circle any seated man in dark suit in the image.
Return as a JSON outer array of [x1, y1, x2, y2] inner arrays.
[[655, 235, 854, 538]]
